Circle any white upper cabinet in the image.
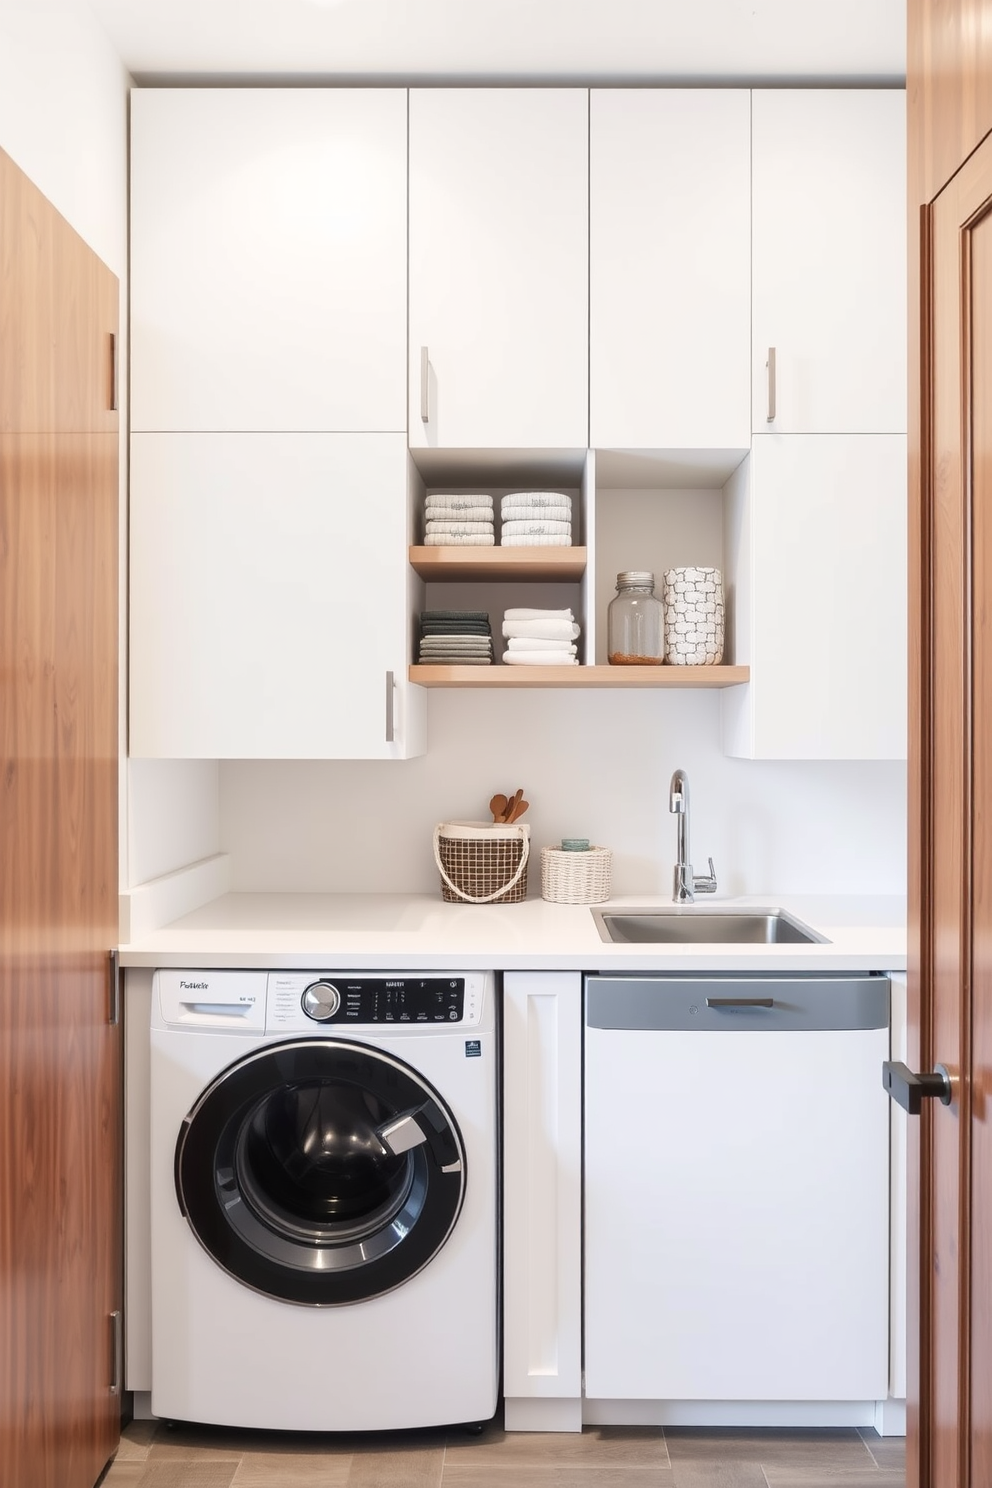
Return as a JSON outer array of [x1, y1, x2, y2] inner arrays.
[[130, 89, 407, 433], [408, 89, 589, 450], [723, 433, 907, 760], [129, 432, 424, 760], [590, 89, 751, 452], [751, 89, 907, 435]]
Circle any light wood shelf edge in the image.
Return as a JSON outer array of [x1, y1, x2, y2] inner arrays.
[[408, 664, 750, 689], [410, 545, 587, 581]]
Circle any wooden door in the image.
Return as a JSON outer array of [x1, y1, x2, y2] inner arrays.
[[914, 129, 992, 1488], [0, 147, 121, 1488], [408, 88, 589, 450]]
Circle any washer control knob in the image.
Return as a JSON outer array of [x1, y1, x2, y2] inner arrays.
[[301, 981, 341, 1022]]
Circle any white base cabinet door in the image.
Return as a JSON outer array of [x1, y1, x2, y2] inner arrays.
[[590, 89, 751, 451], [130, 89, 407, 434], [723, 433, 907, 760], [752, 89, 906, 435], [409, 89, 588, 451], [502, 972, 582, 1432], [129, 432, 425, 760]]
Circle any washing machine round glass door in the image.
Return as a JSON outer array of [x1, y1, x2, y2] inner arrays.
[[174, 1039, 466, 1305]]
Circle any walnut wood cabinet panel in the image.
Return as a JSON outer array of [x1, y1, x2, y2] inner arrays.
[[0, 145, 121, 1488]]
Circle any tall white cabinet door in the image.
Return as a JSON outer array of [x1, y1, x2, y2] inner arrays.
[[722, 433, 907, 760], [409, 89, 588, 450], [130, 89, 407, 434], [751, 90, 906, 434], [590, 89, 751, 451], [129, 433, 424, 759]]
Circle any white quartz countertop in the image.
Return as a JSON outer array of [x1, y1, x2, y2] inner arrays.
[[118, 892, 907, 973]]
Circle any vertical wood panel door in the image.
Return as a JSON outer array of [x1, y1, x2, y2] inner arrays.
[[0, 147, 121, 1488], [916, 128, 992, 1488]]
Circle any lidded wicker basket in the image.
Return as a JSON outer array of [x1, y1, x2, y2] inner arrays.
[[540, 845, 612, 904]]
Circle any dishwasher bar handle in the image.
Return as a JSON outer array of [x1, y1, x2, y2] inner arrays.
[[706, 996, 774, 1009]]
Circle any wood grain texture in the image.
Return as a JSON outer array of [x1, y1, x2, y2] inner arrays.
[[0, 145, 121, 1488], [912, 102, 992, 1488], [409, 546, 587, 582], [409, 664, 748, 688], [966, 167, 992, 1488], [908, 0, 992, 209]]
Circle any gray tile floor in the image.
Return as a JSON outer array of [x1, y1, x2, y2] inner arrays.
[[100, 1417, 906, 1488]]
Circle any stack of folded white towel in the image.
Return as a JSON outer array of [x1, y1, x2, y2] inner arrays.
[[423, 494, 494, 546], [501, 607, 580, 666], [499, 491, 572, 547]]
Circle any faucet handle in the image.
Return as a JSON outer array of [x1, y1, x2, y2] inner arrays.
[[693, 857, 718, 894]]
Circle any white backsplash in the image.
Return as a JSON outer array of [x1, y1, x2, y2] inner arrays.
[[216, 689, 906, 898]]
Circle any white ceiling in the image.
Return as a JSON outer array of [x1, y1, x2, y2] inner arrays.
[[82, 0, 906, 84]]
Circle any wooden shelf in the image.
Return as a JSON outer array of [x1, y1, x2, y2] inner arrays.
[[409, 664, 750, 689], [410, 545, 586, 582]]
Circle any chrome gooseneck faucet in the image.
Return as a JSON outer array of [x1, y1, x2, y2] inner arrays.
[[669, 768, 717, 904]]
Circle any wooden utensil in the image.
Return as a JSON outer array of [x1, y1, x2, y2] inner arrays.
[[506, 796, 529, 823], [489, 793, 508, 823], [503, 789, 523, 822]]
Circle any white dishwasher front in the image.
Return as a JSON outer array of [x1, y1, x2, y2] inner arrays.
[[583, 972, 890, 1405]]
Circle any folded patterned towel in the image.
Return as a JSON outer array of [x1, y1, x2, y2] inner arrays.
[[416, 656, 493, 666], [502, 651, 580, 665], [501, 492, 572, 512], [421, 610, 489, 622], [426, 494, 494, 511], [502, 618, 580, 641], [499, 533, 572, 547], [505, 526, 574, 544], [504, 608, 574, 621], [423, 507, 494, 525], [425, 519, 494, 535], [420, 642, 493, 655], [424, 533, 495, 546], [506, 637, 577, 654]]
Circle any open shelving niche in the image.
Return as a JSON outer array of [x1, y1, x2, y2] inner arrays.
[[405, 447, 750, 688]]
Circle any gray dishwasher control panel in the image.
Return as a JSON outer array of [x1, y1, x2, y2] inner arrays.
[[585, 973, 889, 1032]]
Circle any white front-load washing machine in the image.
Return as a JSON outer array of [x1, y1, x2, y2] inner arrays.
[[149, 968, 498, 1432]]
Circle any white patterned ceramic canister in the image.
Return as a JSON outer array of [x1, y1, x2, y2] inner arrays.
[[663, 567, 725, 665]]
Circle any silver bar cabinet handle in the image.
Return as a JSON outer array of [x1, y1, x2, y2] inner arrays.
[[766, 346, 776, 422], [420, 346, 430, 424], [385, 670, 395, 743]]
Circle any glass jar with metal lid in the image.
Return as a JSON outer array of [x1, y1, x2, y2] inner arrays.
[[607, 571, 665, 665]]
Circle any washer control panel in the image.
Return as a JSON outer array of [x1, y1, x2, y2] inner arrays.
[[267, 973, 487, 1032]]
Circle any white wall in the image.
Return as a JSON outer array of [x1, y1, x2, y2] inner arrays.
[[0, 0, 127, 273], [0, 2, 225, 892], [220, 690, 906, 897]]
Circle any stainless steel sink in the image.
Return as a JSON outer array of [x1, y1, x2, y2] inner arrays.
[[592, 907, 828, 945]]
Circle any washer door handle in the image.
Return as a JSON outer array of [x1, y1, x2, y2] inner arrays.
[[378, 1108, 430, 1155]]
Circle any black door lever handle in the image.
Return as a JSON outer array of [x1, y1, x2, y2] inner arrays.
[[882, 1060, 953, 1114]]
